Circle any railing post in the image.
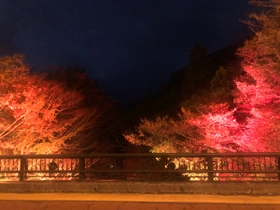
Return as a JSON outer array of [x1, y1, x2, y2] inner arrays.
[[142, 157, 147, 181], [278, 156, 280, 181], [79, 157, 85, 181], [19, 157, 26, 182], [207, 156, 214, 181]]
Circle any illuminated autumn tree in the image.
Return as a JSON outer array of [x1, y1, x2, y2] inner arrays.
[[44, 65, 118, 153], [234, 0, 280, 151], [183, 0, 280, 152], [124, 64, 242, 153], [125, 0, 280, 153], [124, 115, 202, 153], [0, 55, 116, 155], [124, 104, 242, 153]]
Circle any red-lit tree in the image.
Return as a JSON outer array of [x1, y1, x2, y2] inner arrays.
[[125, 0, 280, 153], [234, 0, 280, 151], [124, 64, 242, 153], [183, 0, 280, 152], [0, 55, 116, 155]]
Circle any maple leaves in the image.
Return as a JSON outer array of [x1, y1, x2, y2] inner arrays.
[[234, 0, 280, 151], [124, 117, 187, 153], [0, 55, 115, 155], [125, 0, 280, 153], [186, 104, 240, 152]]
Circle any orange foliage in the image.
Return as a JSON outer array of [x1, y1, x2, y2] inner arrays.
[[0, 55, 115, 155]]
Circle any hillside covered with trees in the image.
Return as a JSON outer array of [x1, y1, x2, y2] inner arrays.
[[124, 0, 280, 153]]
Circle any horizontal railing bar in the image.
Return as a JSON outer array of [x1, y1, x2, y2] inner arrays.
[[1, 152, 280, 159], [1, 169, 280, 174], [0, 171, 19, 173]]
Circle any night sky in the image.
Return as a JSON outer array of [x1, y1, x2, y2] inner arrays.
[[0, 0, 253, 105]]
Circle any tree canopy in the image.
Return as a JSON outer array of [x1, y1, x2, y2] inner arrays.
[[124, 0, 280, 153], [0, 55, 117, 155]]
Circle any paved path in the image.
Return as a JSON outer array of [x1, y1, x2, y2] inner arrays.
[[0, 193, 280, 210], [1, 193, 280, 203]]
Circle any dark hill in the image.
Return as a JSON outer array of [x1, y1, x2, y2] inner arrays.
[[121, 40, 246, 130]]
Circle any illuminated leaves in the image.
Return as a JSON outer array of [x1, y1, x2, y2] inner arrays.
[[0, 55, 115, 155], [124, 117, 179, 153], [186, 104, 240, 152], [234, 0, 280, 151], [126, 0, 280, 154]]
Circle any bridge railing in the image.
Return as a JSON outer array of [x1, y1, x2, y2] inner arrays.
[[0, 153, 280, 182]]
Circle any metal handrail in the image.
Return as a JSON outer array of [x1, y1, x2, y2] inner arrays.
[[0, 153, 280, 182], [1, 152, 280, 158]]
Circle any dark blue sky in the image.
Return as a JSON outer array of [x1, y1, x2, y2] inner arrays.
[[0, 0, 253, 105]]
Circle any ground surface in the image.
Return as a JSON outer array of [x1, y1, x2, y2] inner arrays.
[[1, 193, 280, 210]]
